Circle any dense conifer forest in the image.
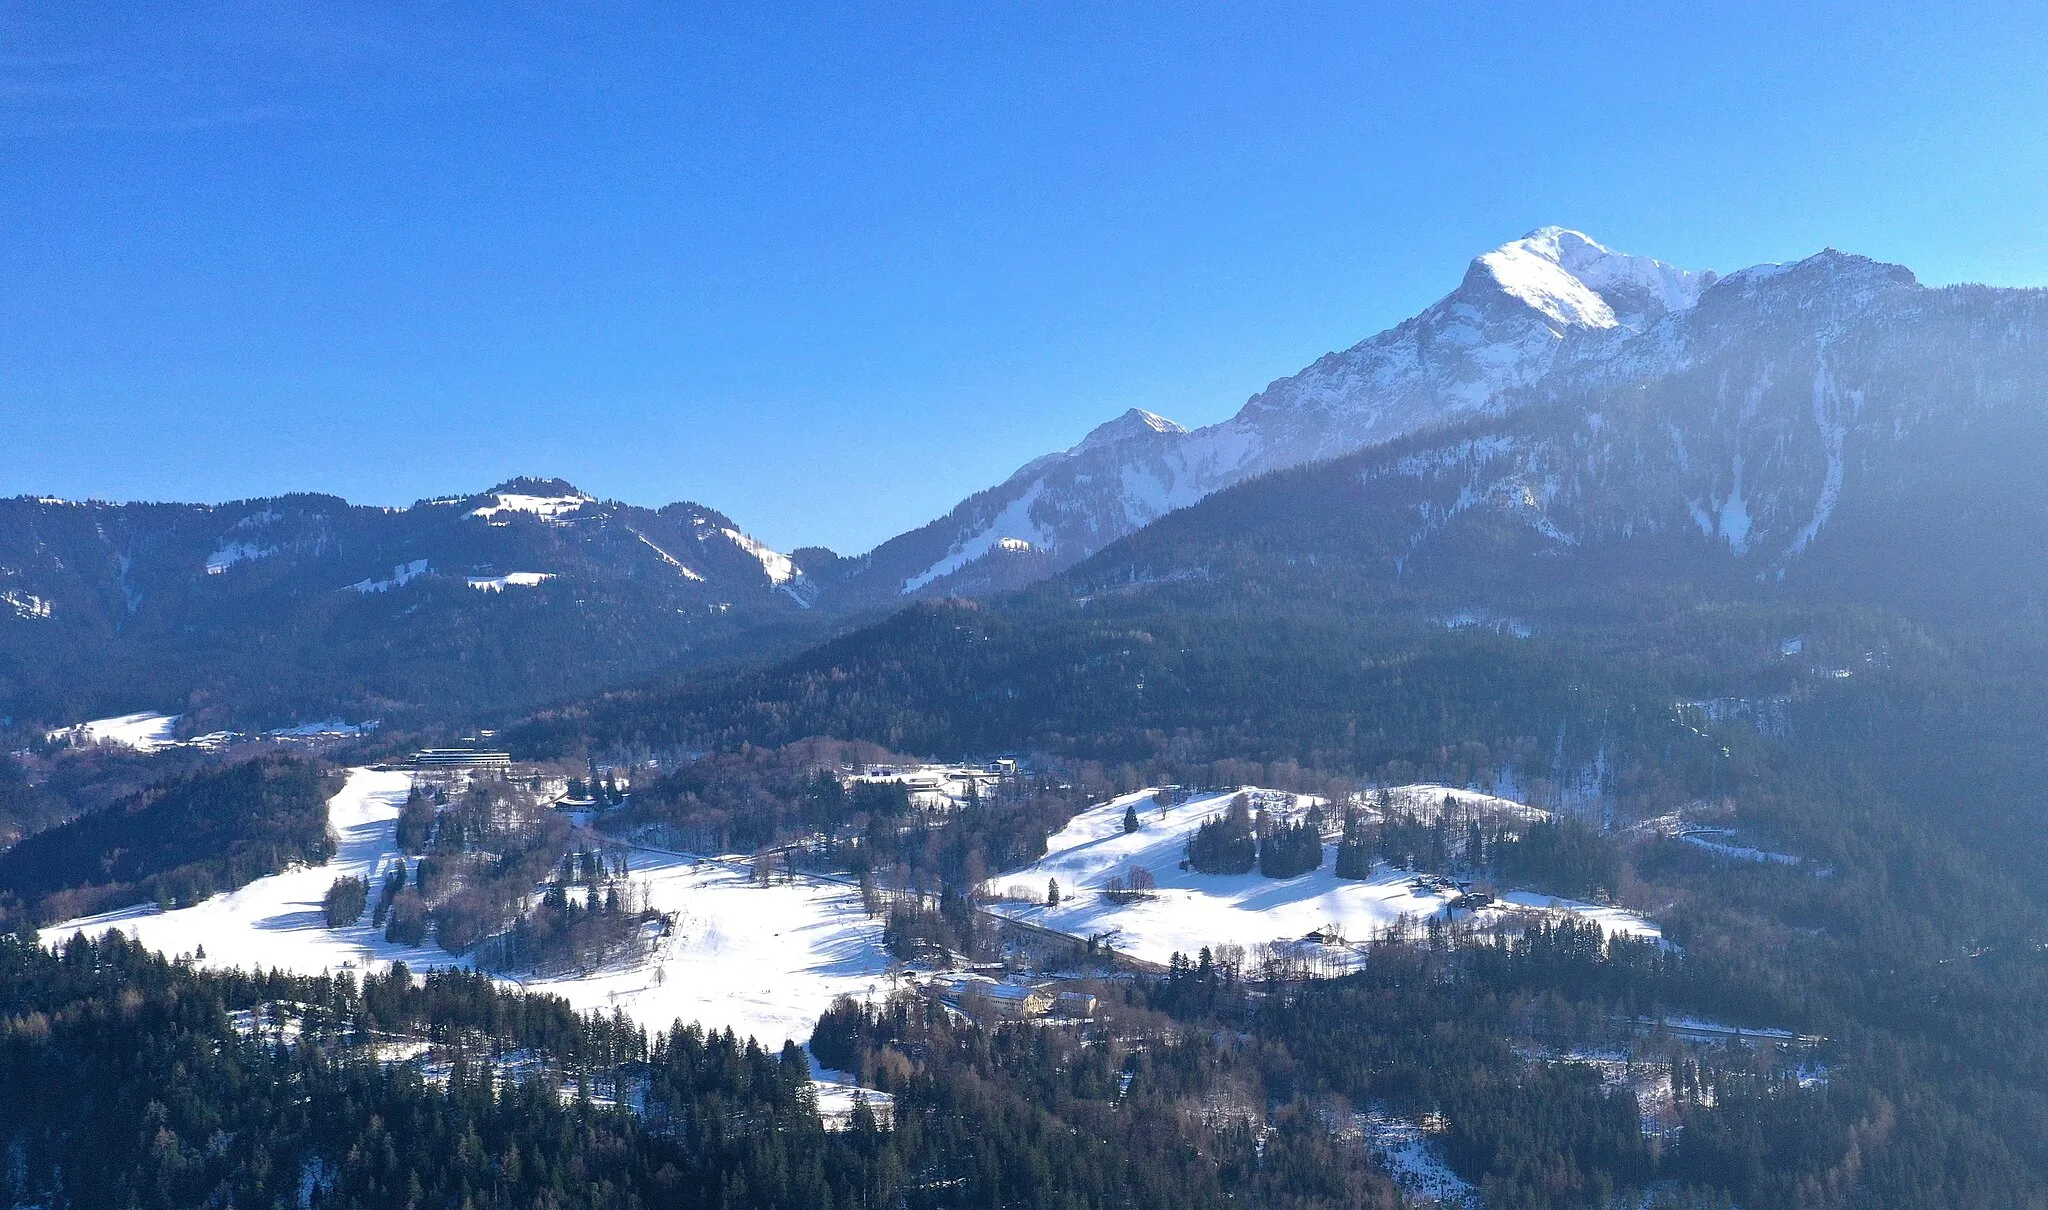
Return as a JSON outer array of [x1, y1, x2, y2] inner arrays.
[[0, 755, 336, 929]]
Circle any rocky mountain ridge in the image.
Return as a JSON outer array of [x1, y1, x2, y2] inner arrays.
[[816, 227, 1723, 604]]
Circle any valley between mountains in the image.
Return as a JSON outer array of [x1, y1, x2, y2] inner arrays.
[[11, 228, 2048, 1208]]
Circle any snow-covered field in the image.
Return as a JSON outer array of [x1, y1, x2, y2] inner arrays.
[[42, 768, 449, 972], [469, 491, 593, 523], [44, 768, 895, 1050], [44, 710, 183, 752], [467, 572, 556, 591], [1370, 783, 1548, 824], [508, 851, 894, 1049], [985, 788, 1660, 966], [44, 771, 1657, 1064]]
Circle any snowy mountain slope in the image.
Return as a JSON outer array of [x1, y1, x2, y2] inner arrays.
[[0, 478, 830, 729], [833, 228, 2048, 612], [823, 228, 1714, 603], [1308, 248, 2048, 608]]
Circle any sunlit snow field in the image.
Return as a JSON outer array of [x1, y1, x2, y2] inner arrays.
[[43, 768, 896, 1049], [45, 770, 1658, 1053], [986, 787, 1661, 965]]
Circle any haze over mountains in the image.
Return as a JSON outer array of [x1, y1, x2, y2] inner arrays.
[[10, 227, 2048, 728]]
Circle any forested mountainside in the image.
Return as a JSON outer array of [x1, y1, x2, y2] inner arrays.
[[0, 478, 846, 731], [0, 754, 336, 930]]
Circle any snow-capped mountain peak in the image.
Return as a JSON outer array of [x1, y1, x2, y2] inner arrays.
[[1474, 227, 1714, 333], [838, 227, 1732, 601], [1073, 408, 1189, 454]]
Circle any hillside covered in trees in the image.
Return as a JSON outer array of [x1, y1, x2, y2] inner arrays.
[[0, 755, 337, 928]]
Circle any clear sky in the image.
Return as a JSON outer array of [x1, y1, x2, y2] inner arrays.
[[5, 2, 2047, 554]]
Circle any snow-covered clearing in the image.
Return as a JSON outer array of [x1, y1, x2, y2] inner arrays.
[[1677, 830, 1802, 865], [507, 850, 893, 1050], [469, 492, 592, 523], [466, 572, 556, 591], [43, 769, 449, 973], [45, 711, 182, 752], [809, 1055, 897, 1129], [345, 559, 430, 593], [44, 769, 895, 1052], [985, 788, 1659, 967], [205, 541, 273, 574], [1370, 783, 1549, 824]]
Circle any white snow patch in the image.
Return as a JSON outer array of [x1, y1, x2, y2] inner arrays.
[[1718, 454, 1752, 554], [469, 492, 592, 524], [631, 530, 706, 581], [809, 1053, 897, 1129], [206, 542, 274, 574], [1492, 891, 1664, 942], [466, 572, 556, 592], [1439, 609, 1533, 639], [717, 528, 798, 585], [1360, 1110, 1475, 1207], [46, 711, 182, 752], [1371, 783, 1550, 824], [903, 480, 1050, 593], [2, 589, 51, 620], [345, 559, 430, 593], [1477, 227, 1711, 334]]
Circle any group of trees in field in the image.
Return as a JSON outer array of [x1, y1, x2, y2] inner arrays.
[[365, 777, 580, 959], [1185, 792, 1324, 878], [485, 847, 658, 975]]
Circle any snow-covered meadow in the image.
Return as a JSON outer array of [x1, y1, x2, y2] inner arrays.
[[44, 768, 895, 1050], [44, 771, 1660, 1056], [985, 787, 1661, 966], [42, 769, 451, 974], [44, 710, 182, 752], [510, 851, 894, 1049]]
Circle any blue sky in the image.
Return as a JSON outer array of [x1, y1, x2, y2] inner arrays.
[[4, 2, 2047, 553]]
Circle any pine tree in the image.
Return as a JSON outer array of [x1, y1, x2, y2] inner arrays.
[[1123, 803, 1141, 834]]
